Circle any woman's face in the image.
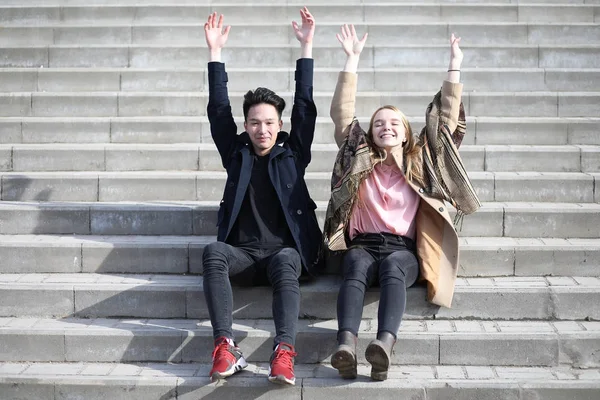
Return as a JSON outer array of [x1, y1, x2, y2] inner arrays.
[[371, 108, 406, 151]]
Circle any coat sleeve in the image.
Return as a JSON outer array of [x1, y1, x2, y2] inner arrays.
[[438, 80, 464, 135], [207, 61, 238, 169], [330, 72, 358, 148], [288, 58, 317, 168]]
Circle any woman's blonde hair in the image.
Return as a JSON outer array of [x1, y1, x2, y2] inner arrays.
[[366, 105, 425, 187]]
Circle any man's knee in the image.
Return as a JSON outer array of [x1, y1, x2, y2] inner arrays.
[[269, 248, 302, 279], [202, 241, 231, 273]]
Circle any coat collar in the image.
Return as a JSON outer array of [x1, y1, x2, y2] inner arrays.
[[238, 130, 290, 159]]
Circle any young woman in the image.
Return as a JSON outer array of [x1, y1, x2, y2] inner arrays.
[[323, 25, 480, 381]]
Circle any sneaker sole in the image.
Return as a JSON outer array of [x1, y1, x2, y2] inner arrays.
[[331, 348, 357, 379], [210, 356, 248, 382], [268, 374, 296, 386], [365, 342, 389, 381]]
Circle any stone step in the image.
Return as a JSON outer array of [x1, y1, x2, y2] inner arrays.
[[1, 234, 599, 277], [1, 144, 598, 173], [1, 0, 597, 4], [1, 4, 597, 25], [4, 67, 600, 93], [3, 44, 598, 69], [1, 201, 599, 238], [1, 91, 597, 118], [1, 317, 599, 367], [0, 274, 598, 320], [1, 23, 599, 47], [1, 116, 599, 146], [0, 171, 596, 204], [1, 362, 599, 400]]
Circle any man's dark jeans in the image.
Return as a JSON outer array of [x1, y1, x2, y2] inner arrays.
[[337, 233, 419, 339], [202, 241, 302, 346]]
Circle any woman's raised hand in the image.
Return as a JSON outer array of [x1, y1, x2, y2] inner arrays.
[[336, 24, 368, 57], [449, 33, 463, 69]]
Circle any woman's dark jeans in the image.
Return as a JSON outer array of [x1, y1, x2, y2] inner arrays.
[[337, 233, 419, 339], [202, 241, 302, 346]]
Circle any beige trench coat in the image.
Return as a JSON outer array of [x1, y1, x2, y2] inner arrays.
[[330, 72, 464, 308]]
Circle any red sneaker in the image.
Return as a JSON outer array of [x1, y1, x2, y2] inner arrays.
[[209, 337, 248, 382], [268, 342, 297, 385]]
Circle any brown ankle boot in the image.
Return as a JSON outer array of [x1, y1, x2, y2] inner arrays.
[[331, 331, 357, 379], [365, 331, 395, 381]]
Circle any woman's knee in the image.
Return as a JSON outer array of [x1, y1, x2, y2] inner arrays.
[[339, 249, 375, 291], [379, 251, 419, 284]]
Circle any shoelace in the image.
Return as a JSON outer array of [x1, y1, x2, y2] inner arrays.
[[212, 340, 233, 361], [272, 348, 298, 371]]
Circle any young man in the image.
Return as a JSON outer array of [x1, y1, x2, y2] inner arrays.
[[202, 8, 321, 386]]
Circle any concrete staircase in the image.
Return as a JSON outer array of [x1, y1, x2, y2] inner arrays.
[[1, 0, 600, 398]]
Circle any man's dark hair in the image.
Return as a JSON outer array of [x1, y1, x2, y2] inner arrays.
[[243, 87, 286, 121]]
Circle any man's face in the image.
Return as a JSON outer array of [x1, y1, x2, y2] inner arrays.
[[244, 103, 283, 156]]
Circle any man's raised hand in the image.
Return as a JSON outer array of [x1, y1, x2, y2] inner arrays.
[[292, 7, 315, 47], [205, 12, 230, 61]]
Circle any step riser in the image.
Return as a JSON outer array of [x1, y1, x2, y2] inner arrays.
[[1, 25, 600, 46], [2, 331, 596, 368], [1, 93, 598, 118], [0, 283, 598, 321], [1, 5, 597, 25], [2, 376, 600, 400], [3, 70, 600, 93], [0, 174, 595, 203], [2, 204, 600, 238], [2, 146, 597, 173], [4, 46, 599, 69], [2, 119, 600, 146], [2, 238, 599, 277]]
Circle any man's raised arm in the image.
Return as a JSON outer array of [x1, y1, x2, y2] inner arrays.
[[289, 7, 317, 168], [205, 12, 237, 168]]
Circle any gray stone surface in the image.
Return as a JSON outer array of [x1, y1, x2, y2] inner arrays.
[[104, 146, 199, 171], [560, 335, 600, 368], [0, 203, 90, 235], [0, 380, 54, 400], [99, 174, 197, 201], [0, 240, 81, 273], [0, 287, 74, 317], [50, 46, 129, 68], [82, 241, 189, 274], [1, 174, 99, 202], [32, 93, 117, 117], [178, 377, 301, 400], [0, 47, 48, 68], [504, 204, 600, 238], [0, 122, 21, 144], [0, 332, 64, 362], [22, 119, 110, 143], [440, 335, 558, 366], [0, 147, 12, 171], [426, 385, 521, 400], [74, 286, 186, 318], [13, 146, 105, 172], [54, 377, 178, 400], [37, 70, 120, 92], [90, 205, 193, 235], [110, 119, 203, 144], [65, 330, 184, 362]]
